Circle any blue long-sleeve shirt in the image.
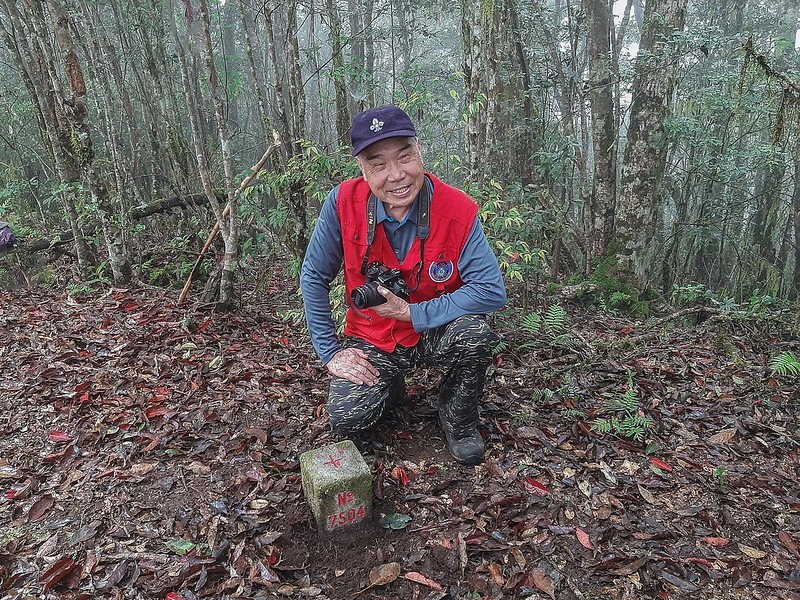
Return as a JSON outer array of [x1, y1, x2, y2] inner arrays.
[[300, 180, 506, 364]]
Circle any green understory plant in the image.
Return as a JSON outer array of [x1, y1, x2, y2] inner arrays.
[[768, 352, 800, 376], [518, 303, 583, 353], [592, 380, 653, 442]]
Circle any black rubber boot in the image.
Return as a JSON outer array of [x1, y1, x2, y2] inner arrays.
[[438, 403, 485, 466]]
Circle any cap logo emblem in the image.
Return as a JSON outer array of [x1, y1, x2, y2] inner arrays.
[[370, 118, 384, 133]]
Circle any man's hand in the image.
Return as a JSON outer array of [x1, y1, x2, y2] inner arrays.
[[326, 348, 380, 386], [371, 286, 412, 322]]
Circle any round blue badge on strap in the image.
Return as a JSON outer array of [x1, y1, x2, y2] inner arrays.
[[429, 261, 454, 283]]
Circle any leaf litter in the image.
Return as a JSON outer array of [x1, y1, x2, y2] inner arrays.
[[0, 285, 798, 598]]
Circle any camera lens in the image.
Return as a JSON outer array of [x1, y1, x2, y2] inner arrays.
[[351, 282, 386, 309]]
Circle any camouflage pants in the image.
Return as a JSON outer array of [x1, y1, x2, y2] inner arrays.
[[327, 315, 499, 436]]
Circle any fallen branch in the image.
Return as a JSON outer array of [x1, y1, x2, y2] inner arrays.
[[177, 131, 282, 305], [644, 306, 721, 330], [128, 192, 225, 220], [14, 193, 226, 256]]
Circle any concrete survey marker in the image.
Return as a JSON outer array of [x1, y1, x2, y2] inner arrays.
[[300, 440, 372, 533]]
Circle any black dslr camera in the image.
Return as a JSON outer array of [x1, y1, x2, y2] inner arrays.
[[351, 262, 411, 309]]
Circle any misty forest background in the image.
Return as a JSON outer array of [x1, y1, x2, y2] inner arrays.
[[0, 0, 799, 315]]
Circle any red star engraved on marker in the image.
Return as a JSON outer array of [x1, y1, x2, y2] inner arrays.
[[324, 454, 342, 469]]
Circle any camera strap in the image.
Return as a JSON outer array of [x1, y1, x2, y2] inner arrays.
[[360, 177, 432, 285]]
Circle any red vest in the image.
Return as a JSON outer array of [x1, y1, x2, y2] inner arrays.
[[337, 174, 478, 352]]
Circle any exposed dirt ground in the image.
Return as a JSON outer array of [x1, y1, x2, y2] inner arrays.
[[1, 282, 798, 599]]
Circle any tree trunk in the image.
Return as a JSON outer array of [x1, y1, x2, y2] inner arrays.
[[584, 0, 616, 259], [615, 0, 688, 287], [2, 0, 94, 277], [792, 143, 800, 299], [461, 0, 502, 181], [47, 0, 133, 285], [198, 0, 239, 307], [238, 0, 270, 140], [324, 0, 350, 143], [364, 0, 376, 106]]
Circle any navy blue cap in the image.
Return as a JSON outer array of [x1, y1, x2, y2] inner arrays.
[[350, 106, 417, 156]]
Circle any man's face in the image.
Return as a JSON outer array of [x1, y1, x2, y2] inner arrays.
[[356, 137, 424, 214]]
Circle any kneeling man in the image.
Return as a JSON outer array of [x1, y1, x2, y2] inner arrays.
[[300, 106, 506, 465]]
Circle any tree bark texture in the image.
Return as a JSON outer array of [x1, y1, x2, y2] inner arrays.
[[461, 0, 502, 181], [47, 0, 133, 285], [324, 0, 350, 144], [584, 0, 616, 259], [615, 0, 688, 287]]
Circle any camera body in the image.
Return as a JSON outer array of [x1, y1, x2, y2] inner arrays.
[[351, 262, 411, 309]]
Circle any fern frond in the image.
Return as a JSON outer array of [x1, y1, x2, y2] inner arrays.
[[521, 312, 542, 335], [543, 304, 567, 334], [769, 352, 800, 376], [619, 388, 639, 413], [557, 379, 580, 400], [493, 340, 509, 355], [531, 388, 555, 402], [552, 333, 583, 351], [562, 408, 585, 420], [592, 417, 619, 434]]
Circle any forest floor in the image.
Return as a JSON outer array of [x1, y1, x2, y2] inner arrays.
[[1, 275, 799, 600]]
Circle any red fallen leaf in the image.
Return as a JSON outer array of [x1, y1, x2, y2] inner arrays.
[[150, 387, 169, 403], [426, 466, 438, 475], [43, 445, 74, 463], [391, 466, 410, 486], [73, 381, 90, 394], [576, 527, 594, 550], [139, 434, 160, 452], [28, 495, 55, 523], [618, 326, 635, 335], [778, 531, 797, 554], [650, 458, 673, 472], [685, 557, 713, 567], [165, 592, 186, 600], [5, 489, 16, 500], [522, 477, 550, 496], [701, 536, 730, 547], [41, 557, 77, 591], [49, 431, 72, 443], [267, 546, 279, 566], [79, 392, 90, 403], [281, 336, 289, 348], [146, 406, 169, 419], [404, 571, 443, 591]]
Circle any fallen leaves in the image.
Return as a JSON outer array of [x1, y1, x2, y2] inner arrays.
[[1, 286, 798, 600], [404, 571, 443, 591], [368, 562, 401, 586], [738, 544, 767, 559], [40, 557, 78, 591], [701, 536, 730, 547], [708, 428, 737, 444], [379, 513, 412, 530], [48, 431, 71, 442], [528, 568, 555, 598], [575, 527, 594, 550], [27, 494, 55, 523], [650, 457, 673, 472], [522, 477, 550, 496]]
